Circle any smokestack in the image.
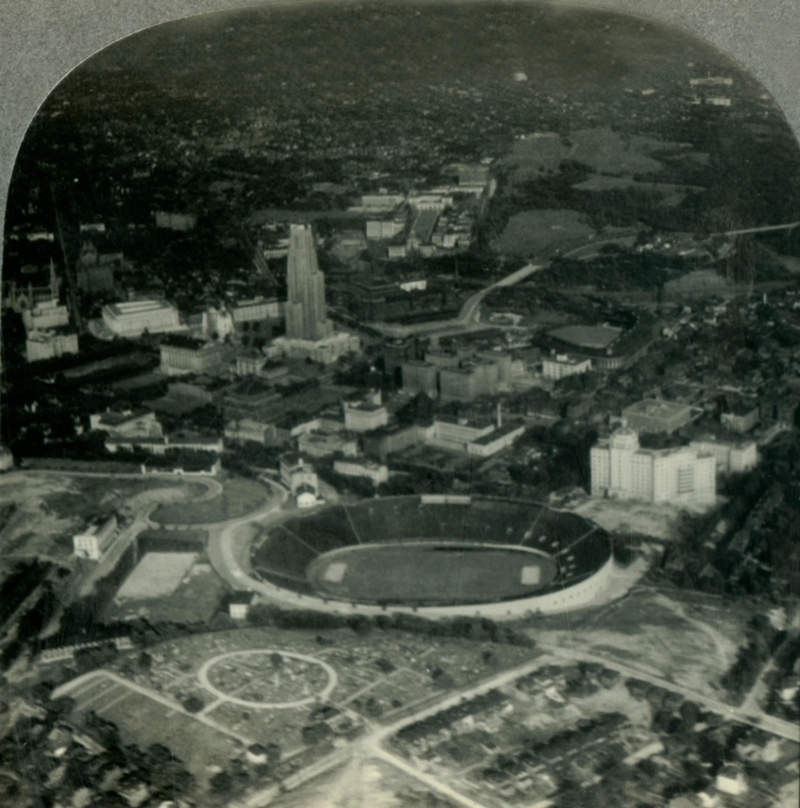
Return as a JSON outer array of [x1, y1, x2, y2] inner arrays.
[[497, 401, 502, 428]]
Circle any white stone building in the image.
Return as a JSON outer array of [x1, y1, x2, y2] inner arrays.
[[591, 428, 716, 504], [73, 515, 117, 561], [542, 354, 592, 380], [101, 300, 181, 337]]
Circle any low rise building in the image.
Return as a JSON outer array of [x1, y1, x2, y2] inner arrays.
[[591, 428, 716, 504], [298, 431, 359, 458], [622, 398, 701, 433], [102, 300, 182, 338], [225, 418, 287, 447], [154, 211, 196, 231], [363, 423, 433, 461], [166, 376, 228, 406], [235, 351, 267, 376], [334, 458, 389, 486], [688, 439, 758, 474], [223, 377, 283, 419], [439, 360, 499, 402], [160, 335, 225, 376], [465, 421, 527, 457], [105, 432, 224, 455], [90, 409, 163, 440], [22, 299, 70, 332], [360, 193, 405, 211], [227, 592, 256, 620], [267, 332, 360, 364], [280, 453, 319, 495], [25, 329, 79, 362], [229, 296, 284, 325], [73, 515, 117, 561], [343, 400, 390, 432], [721, 401, 759, 434]]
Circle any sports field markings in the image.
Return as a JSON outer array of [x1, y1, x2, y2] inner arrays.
[[341, 503, 363, 544], [78, 682, 123, 712]]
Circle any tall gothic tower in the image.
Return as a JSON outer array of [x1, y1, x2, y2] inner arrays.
[[285, 224, 334, 342]]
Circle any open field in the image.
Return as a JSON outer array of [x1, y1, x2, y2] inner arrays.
[[65, 674, 243, 785], [491, 208, 595, 256], [572, 175, 705, 206], [108, 627, 537, 729], [572, 494, 713, 541], [501, 127, 693, 183], [0, 473, 199, 561], [524, 586, 744, 700], [116, 552, 198, 599], [107, 562, 227, 623], [151, 478, 271, 524]]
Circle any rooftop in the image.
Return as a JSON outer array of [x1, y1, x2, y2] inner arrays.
[[104, 299, 174, 317], [161, 334, 212, 350], [548, 323, 623, 350], [97, 408, 154, 427], [623, 399, 695, 418], [470, 421, 525, 444]]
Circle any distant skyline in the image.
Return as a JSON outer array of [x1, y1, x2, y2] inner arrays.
[[70, 2, 750, 108]]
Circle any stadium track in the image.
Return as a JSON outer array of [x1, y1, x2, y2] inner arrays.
[[207, 491, 615, 620]]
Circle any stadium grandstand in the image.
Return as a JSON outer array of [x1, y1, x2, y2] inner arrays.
[[250, 496, 611, 609]]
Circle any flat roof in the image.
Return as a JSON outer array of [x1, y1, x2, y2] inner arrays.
[[105, 300, 174, 316], [471, 421, 525, 445], [623, 399, 694, 418]]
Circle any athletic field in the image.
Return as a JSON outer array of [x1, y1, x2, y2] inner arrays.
[[307, 543, 558, 604]]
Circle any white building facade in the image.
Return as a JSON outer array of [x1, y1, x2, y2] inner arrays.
[[542, 354, 592, 380], [102, 300, 181, 337], [591, 428, 716, 504]]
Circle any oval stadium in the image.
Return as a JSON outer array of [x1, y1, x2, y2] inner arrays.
[[249, 496, 614, 618]]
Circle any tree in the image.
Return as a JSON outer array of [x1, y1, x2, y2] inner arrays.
[[210, 770, 234, 794], [182, 695, 205, 713]]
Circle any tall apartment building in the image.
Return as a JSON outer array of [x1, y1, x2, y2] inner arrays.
[[591, 428, 716, 504], [284, 224, 334, 342]]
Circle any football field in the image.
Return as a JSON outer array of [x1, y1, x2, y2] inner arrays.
[[308, 543, 558, 604]]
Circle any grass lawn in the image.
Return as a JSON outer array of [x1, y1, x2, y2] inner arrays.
[[107, 564, 228, 623], [151, 478, 271, 524], [44, 477, 202, 521], [491, 208, 595, 256]]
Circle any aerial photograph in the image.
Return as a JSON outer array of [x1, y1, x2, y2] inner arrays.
[[1, 1, 800, 806]]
